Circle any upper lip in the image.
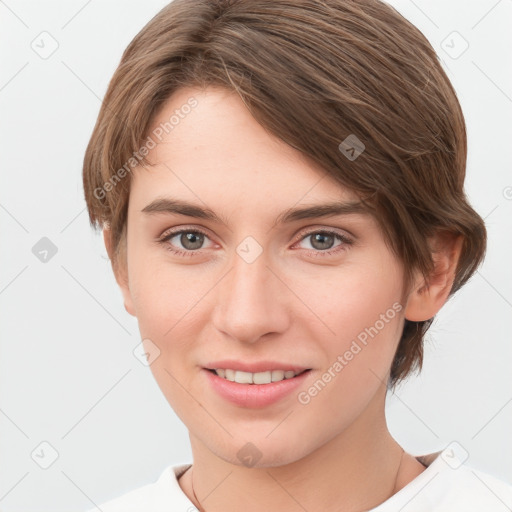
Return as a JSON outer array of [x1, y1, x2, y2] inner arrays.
[[205, 360, 311, 373]]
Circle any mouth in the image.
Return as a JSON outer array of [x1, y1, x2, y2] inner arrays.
[[203, 366, 313, 408], [206, 368, 311, 384]]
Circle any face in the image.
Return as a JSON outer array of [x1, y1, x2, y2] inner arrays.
[[117, 86, 411, 467]]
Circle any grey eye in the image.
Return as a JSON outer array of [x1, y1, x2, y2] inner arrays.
[[175, 231, 206, 250], [308, 232, 337, 251]]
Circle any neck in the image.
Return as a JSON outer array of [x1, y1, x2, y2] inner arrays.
[[183, 384, 406, 512]]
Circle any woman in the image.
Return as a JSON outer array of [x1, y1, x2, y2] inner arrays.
[[82, 0, 512, 510]]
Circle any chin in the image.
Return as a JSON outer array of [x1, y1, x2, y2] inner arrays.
[[210, 434, 314, 469]]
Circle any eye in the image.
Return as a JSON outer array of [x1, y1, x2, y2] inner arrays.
[[158, 227, 214, 256], [294, 229, 353, 256], [158, 227, 354, 258]]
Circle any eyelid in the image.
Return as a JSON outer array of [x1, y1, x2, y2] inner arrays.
[[159, 223, 354, 240], [159, 225, 210, 238], [292, 224, 355, 246]]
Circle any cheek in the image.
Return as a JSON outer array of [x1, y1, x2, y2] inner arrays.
[[302, 260, 403, 339], [299, 260, 404, 388], [296, 287, 403, 426], [128, 252, 208, 339], [128, 258, 209, 413]]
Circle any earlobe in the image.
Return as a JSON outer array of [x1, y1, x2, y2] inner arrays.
[[404, 232, 463, 322], [121, 289, 137, 318], [118, 276, 136, 318], [103, 227, 137, 317]]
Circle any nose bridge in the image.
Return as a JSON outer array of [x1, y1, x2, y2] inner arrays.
[[212, 242, 288, 343]]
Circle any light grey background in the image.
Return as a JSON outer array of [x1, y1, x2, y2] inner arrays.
[[1, 0, 511, 510]]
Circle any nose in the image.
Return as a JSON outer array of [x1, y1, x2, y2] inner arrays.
[[211, 247, 290, 344]]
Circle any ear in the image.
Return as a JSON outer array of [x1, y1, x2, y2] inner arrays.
[[103, 227, 136, 317], [404, 231, 463, 322]]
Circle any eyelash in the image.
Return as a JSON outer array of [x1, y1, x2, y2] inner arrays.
[[158, 227, 354, 258]]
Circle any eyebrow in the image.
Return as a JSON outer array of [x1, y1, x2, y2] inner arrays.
[[141, 197, 371, 228]]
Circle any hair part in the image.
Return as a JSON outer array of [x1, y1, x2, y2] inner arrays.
[[83, 0, 486, 388]]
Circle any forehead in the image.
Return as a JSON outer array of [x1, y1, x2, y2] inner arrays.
[[131, 86, 362, 211]]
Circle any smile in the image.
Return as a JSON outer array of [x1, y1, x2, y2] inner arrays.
[[209, 368, 309, 384]]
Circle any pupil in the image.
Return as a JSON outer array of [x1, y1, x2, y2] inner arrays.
[[312, 233, 333, 250], [182, 232, 203, 250]]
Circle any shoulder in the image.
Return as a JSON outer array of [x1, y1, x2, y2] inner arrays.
[[436, 462, 512, 509], [373, 447, 512, 511], [83, 464, 194, 512]]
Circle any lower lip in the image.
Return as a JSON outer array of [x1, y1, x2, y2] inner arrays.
[[203, 369, 311, 408]]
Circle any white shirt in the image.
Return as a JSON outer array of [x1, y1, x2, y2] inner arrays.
[[84, 447, 512, 511]]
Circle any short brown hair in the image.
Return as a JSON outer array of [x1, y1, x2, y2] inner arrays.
[[83, 0, 486, 387]]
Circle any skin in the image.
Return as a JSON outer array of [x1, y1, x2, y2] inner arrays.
[[104, 86, 463, 511]]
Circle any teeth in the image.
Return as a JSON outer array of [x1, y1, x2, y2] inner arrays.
[[253, 371, 272, 384], [213, 368, 303, 384], [271, 370, 284, 381], [235, 371, 253, 384]]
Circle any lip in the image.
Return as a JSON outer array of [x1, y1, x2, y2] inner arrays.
[[203, 367, 312, 408], [205, 359, 310, 374]]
